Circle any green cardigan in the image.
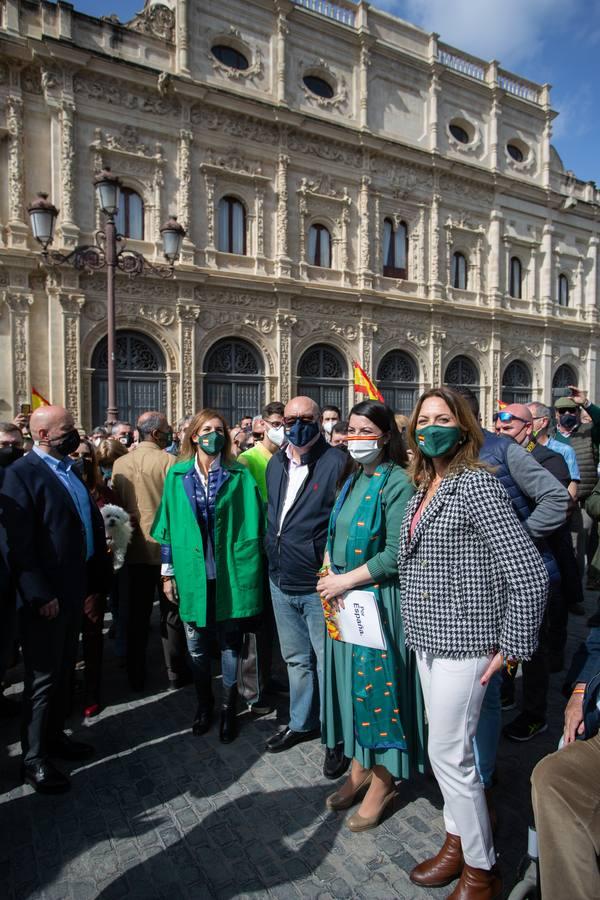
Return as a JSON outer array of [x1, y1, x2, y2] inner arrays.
[[150, 459, 264, 626]]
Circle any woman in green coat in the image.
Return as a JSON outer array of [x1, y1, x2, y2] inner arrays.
[[151, 408, 264, 743], [317, 401, 426, 831]]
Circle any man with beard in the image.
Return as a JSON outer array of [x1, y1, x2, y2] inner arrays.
[[0, 406, 110, 792]]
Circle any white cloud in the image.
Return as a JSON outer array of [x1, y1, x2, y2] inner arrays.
[[376, 0, 581, 68]]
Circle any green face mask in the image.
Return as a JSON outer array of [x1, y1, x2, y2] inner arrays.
[[415, 425, 462, 458], [196, 430, 226, 456]]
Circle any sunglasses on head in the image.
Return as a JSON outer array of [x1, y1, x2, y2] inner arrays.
[[493, 411, 528, 425]]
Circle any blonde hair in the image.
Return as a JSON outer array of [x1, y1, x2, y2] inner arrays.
[[95, 438, 128, 467], [407, 387, 484, 487], [180, 408, 234, 464]]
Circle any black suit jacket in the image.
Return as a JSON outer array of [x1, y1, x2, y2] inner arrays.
[[0, 467, 12, 605], [0, 451, 110, 610]]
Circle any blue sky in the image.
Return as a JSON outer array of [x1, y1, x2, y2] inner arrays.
[[73, 0, 600, 185]]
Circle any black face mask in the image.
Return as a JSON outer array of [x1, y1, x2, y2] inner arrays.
[[119, 433, 134, 448], [50, 429, 81, 458], [0, 445, 24, 468]]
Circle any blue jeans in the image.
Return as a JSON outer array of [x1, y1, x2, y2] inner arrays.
[[270, 580, 325, 733], [184, 622, 241, 689], [473, 671, 502, 789]]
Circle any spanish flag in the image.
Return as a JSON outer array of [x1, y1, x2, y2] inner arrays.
[[353, 361, 384, 402], [31, 387, 50, 410], [497, 400, 507, 410]]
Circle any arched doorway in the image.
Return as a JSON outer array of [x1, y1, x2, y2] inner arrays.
[[444, 355, 480, 397], [204, 338, 264, 426], [377, 350, 418, 416], [297, 344, 347, 412], [552, 363, 578, 400], [91, 330, 167, 426], [502, 360, 532, 405]]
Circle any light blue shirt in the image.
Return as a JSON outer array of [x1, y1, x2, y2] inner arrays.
[[33, 447, 95, 559], [547, 437, 581, 481]]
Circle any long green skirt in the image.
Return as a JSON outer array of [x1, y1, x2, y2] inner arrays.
[[322, 581, 426, 780]]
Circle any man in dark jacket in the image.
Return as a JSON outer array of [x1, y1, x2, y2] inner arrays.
[[0, 405, 110, 793], [495, 403, 571, 741], [0, 421, 25, 718], [264, 396, 346, 763]]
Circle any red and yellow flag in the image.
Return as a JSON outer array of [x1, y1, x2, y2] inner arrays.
[[497, 400, 507, 410], [31, 387, 50, 410], [353, 361, 384, 403]]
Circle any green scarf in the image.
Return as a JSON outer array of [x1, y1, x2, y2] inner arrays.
[[328, 464, 407, 751]]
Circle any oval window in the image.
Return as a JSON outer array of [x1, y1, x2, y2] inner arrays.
[[303, 75, 335, 99], [211, 44, 249, 71], [449, 122, 470, 144], [507, 143, 525, 163]]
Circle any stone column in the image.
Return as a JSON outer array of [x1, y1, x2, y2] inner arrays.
[[431, 328, 446, 389], [254, 186, 266, 275], [177, 302, 200, 417], [428, 66, 441, 153], [6, 96, 28, 250], [575, 257, 585, 319], [360, 321, 378, 380], [298, 195, 308, 278], [276, 313, 296, 404], [542, 88, 553, 191], [59, 99, 80, 248], [203, 173, 217, 267], [487, 208, 503, 307], [359, 44, 370, 130], [416, 204, 427, 294], [58, 292, 85, 424], [540, 221, 554, 315], [429, 193, 443, 299], [275, 9, 288, 104], [373, 193, 381, 285], [358, 175, 372, 288], [587, 235, 599, 324], [177, 129, 195, 262], [276, 153, 292, 277], [341, 197, 351, 286], [176, 0, 190, 76], [3, 291, 34, 410]]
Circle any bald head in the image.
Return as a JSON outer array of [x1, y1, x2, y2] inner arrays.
[[30, 405, 74, 442], [284, 396, 320, 421], [495, 402, 533, 446]]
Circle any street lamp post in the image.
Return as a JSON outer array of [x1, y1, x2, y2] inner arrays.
[[28, 167, 186, 424]]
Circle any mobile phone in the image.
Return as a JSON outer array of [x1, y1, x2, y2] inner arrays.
[[20, 403, 31, 415], [553, 388, 571, 398]]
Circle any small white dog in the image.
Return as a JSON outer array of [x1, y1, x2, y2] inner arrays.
[[101, 504, 133, 571]]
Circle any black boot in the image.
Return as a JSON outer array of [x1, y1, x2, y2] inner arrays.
[[192, 677, 214, 736], [219, 684, 238, 744]]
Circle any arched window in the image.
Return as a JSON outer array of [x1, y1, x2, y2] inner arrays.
[[382, 218, 408, 278], [501, 360, 532, 405], [558, 273, 569, 307], [509, 256, 522, 299], [377, 350, 418, 416], [115, 188, 144, 240], [204, 338, 264, 425], [297, 344, 347, 412], [218, 196, 247, 255], [452, 252, 468, 290], [552, 364, 578, 400], [308, 224, 332, 268], [444, 355, 479, 396], [92, 330, 166, 425]]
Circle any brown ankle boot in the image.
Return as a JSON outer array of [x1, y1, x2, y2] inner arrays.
[[409, 833, 464, 887], [447, 863, 502, 900]]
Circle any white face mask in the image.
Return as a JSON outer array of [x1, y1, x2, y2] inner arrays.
[[322, 420, 337, 435], [267, 425, 286, 447], [347, 439, 383, 464]]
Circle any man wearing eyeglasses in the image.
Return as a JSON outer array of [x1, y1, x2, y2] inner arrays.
[[264, 396, 348, 778]]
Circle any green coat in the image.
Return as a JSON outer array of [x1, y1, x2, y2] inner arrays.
[[150, 459, 264, 626]]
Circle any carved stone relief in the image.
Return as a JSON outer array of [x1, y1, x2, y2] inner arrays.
[[74, 74, 180, 117], [126, 3, 175, 42]]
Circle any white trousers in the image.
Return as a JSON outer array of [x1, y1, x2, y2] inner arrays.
[[416, 651, 496, 869]]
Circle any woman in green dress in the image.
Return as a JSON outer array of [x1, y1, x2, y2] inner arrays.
[[317, 400, 425, 831]]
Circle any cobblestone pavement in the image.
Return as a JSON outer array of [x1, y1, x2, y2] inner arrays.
[[0, 593, 594, 900]]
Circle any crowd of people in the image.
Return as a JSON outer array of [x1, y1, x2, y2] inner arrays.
[[1, 385, 599, 900]]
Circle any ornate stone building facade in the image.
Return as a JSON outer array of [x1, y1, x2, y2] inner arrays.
[[0, 0, 598, 427]]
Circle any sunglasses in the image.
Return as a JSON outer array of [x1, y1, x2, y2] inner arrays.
[[493, 412, 528, 425]]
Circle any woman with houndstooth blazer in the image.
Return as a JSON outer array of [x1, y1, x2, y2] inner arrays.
[[397, 387, 548, 900]]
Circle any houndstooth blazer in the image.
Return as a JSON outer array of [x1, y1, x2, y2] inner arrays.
[[397, 467, 549, 661]]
